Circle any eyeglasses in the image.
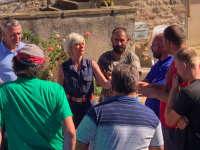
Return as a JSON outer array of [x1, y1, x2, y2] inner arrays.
[[151, 44, 160, 47]]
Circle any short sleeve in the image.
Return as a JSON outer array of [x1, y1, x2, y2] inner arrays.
[[173, 90, 194, 116], [0, 88, 3, 126], [144, 72, 150, 81], [152, 67, 169, 85], [150, 122, 164, 147], [0, 108, 2, 126], [56, 85, 73, 122], [76, 108, 97, 145], [130, 53, 142, 74], [97, 56, 106, 76]]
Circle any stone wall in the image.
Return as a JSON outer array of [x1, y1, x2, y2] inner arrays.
[[114, 0, 186, 66], [0, 0, 47, 14], [0, 0, 187, 66], [0, 7, 135, 62], [187, 0, 200, 47]]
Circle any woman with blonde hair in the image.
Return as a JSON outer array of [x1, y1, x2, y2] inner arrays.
[[57, 32, 111, 128]]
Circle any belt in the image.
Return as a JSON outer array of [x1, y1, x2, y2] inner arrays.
[[66, 94, 94, 102]]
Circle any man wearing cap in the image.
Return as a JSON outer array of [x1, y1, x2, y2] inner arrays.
[[0, 44, 76, 150]]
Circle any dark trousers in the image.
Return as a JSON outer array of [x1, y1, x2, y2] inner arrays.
[[68, 99, 92, 128], [2, 123, 8, 150], [162, 125, 178, 150]]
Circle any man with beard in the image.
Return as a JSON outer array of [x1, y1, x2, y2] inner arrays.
[[143, 33, 173, 118], [138, 25, 188, 150], [97, 27, 141, 102]]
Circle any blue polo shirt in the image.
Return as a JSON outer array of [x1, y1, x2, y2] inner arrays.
[[0, 40, 25, 83], [77, 95, 164, 150], [145, 55, 173, 118]]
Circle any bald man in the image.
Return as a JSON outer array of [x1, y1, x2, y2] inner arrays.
[[143, 33, 173, 118]]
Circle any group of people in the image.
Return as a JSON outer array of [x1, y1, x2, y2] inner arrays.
[[0, 18, 199, 150], [139, 25, 200, 150]]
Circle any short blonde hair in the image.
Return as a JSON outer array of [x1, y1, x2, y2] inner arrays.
[[64, 32, 85, 57], [174, 47, 199, 68]]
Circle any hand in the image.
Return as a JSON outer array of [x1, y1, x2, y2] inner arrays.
[[138, 81, 149, 89], [105, 71, 112, 79], [107, 76, 111, 81], [172, 73, 181, 90], [137, 87, 156, 98], [177, 116, 189, 130]]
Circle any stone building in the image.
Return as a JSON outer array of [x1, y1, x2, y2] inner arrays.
[[0, 0, 196, 66], [187, 0, 200, 47]]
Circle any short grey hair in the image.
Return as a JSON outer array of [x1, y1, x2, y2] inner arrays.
[[64, 32, 85, 57], [2, 19, 21, 32], [111, 64, 139, 95]]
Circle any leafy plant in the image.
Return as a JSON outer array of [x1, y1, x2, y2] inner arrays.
[[22, 30, 69, 81], [22, 30, 102, 95]]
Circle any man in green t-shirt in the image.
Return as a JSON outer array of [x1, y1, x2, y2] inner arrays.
[[0, 44, 76, 150]]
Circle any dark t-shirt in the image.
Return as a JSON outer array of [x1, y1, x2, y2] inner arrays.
[[173, 79, 200, 149]]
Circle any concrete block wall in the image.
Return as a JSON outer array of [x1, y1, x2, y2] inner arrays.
[[0, 7, 135, 63], [0, 0, 187, 66]]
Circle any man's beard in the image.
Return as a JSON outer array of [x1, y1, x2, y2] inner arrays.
[[113, 44, 126, 54], [153, 52, 161, 60]]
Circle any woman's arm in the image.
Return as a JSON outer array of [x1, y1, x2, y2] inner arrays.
[[57, 64, 65, 87], [92, 61, 111, 89]]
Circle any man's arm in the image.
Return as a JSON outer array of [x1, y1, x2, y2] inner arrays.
[[138, 86, 169, 103], [138, 82, 164, 91], [177, 116, 189, 130], [165, 73, 182, 126], [149, 122, 164, 150], [76, 109, 97, 150], [0, 126, 2, 150], [62, 116, 76, 150], [149, 84, 164, 91], [75, 142, 87, 150]]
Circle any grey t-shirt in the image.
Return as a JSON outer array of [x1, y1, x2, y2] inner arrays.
[[97, 50, 141, 102]]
